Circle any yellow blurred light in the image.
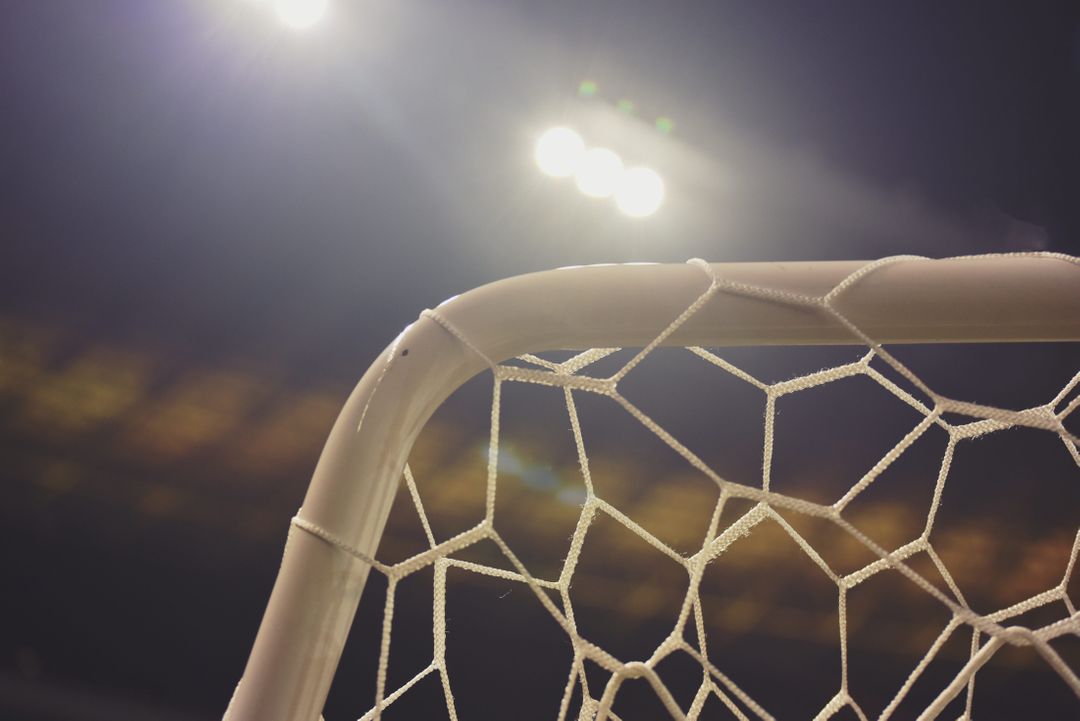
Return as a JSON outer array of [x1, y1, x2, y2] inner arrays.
[[274, 0, 328, 29], [614, 166, 664, 218], [534, 127, 585, 178], [574, 147, 623, 199]]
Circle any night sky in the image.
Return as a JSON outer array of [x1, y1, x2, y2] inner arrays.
[[1, 1, 1078, 719]]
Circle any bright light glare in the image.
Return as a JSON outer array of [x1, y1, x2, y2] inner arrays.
[[574, 148, 623, 198], [615, 167, 664, 218], [274, 0, 328, 29], [534, 127, 585, 178]]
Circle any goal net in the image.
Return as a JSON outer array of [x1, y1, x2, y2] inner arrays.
[[227, 254, 1080, 721]]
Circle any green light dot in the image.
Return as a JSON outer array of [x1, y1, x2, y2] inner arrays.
[[578, 80, 598, 97], [616, 99, 636, 115], [655, 116, 675, 134]]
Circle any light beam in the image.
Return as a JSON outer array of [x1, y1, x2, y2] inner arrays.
[[574, 147, 623, 199], [274, 0, 328, 29], [534, 127, 586, 178], [614, 167, 664, 218]]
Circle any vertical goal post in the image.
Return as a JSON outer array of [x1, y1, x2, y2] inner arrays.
[[225, 254, 1080, 721]]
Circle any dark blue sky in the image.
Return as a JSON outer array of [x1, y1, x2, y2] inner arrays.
[[2, 0, 1077, 371]]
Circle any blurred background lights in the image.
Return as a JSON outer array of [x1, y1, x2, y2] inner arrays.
[[574, 147, 624, 199], [273, 0, 328, 29], [614, 167, 665, 218], [534, 125, 663, 217], [534, 127, 586, 178], [577, 80, 598, 98], [654, 116, 675, 135]]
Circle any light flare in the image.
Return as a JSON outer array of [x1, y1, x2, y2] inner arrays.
[[534, 127, 586, 178], [574, 147, 624, 199]]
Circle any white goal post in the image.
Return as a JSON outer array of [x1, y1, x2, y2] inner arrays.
[[226, 255, 1080, 721]]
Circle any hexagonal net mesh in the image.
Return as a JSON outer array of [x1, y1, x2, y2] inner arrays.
[[290, 255, 1080, 721]]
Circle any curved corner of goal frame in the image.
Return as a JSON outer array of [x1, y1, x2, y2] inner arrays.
[[225, 253, 1079, 721]]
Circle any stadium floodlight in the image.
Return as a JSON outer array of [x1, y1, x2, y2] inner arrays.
[[274, 0, 328, 29], [574, 147, 624, 199], [534, 125, 663, 217], [614, 166, 664, 218], [534, 127, 586, 178]]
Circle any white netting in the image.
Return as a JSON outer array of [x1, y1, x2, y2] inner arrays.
[[294, 254, 1080, 720]]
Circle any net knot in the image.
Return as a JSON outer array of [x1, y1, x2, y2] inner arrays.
[[421, 308, 496, 369]]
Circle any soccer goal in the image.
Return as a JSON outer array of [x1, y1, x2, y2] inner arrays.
[[225, 254, 1080, 721]]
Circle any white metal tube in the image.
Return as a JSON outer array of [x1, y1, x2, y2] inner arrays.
[[226, 256, 1079, 721]]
